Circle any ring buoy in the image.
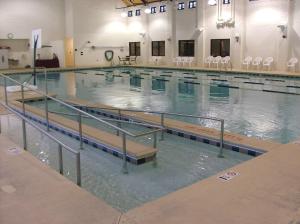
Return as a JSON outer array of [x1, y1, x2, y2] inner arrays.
[[104, 50, 114, 62]]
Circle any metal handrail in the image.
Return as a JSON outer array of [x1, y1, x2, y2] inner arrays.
[[0, 101, 81, 186], [72, 105, 225, 158], [1, 72, 163, 173]]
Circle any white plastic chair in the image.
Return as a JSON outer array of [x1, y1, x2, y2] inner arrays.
[[263, 57, 274, 71], [212, 56, 222, 69], [287, 58, 298, 72], [242, 56, 252, 70], [252, 57, 263, 70], [173, 57, 182, 66], [187, 57, 194, 67], [221, 56, 231, 69], [204, 56, 214, 68]]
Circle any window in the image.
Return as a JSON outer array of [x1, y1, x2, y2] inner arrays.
[[160, 5, 166, 12], [210, 39, 230, 57], [129, 42, 141, 56], [152, 41, 165, 56], [223, 0, 230, 4], [128, 11, 133, 17], [151, 7, 156, 14], [179, 40, 195, 57], [178, 2, 185, 10], [135, 9, 141, 16], [188, 1, 197, 8]]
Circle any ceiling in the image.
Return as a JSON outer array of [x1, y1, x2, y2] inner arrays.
[[122, 0, 163, 7]]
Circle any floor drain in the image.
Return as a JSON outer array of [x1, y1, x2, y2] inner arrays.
[[7, 147, 22, 155], [1, 185, 16, 194]]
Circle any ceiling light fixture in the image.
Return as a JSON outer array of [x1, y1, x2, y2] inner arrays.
[[208, 0, 217, 6], [144, 8, 151, 14]]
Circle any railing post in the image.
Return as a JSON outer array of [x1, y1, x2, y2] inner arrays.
[[4, 77, 8, 105], [116, 109, 121, 136], [44, 69, 50, 132], [20, 85, 27, 151], [78, 113, 83, 150], [76, 152, 81, 186], [122, 133, 128, 174], [22, 118, 27, 151], [160, 113, 165, 141], [21, 85, 25, 114], [58, 144, 63, 175], [152, 131, 157, 167], [0, 116, 2, 134], [218, 120, 225, 158]]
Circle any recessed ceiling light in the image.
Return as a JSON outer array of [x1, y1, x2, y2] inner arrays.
[[208, 0, 217, 6], [144, 8, 151, 14]]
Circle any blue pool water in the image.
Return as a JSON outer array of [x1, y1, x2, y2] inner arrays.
[[8, 67, 300, 143]]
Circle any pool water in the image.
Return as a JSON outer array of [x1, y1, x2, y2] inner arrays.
[[0, 114, 251, 212], [9, 68, 300, 144]]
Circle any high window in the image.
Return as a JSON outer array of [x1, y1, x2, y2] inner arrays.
[[210, 39, 230, 57], [128, 11, 133, 17], [129, 42, 141, 56], [223, 0, 230, 4], [135, 9, 141, 16], [160, 5, 166, 12], [151, 7, 156, 14], [179, 40, 195, 57], [152, 41, 165, 56], [178, 2, 185, 10], [188, 1, 197, 8]]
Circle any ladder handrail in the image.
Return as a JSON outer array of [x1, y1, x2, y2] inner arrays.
[[0, 101, 81, 186], [0, 73, 163, 138]]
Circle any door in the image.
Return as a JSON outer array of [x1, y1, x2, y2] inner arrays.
[[65, 38, 74, 67]]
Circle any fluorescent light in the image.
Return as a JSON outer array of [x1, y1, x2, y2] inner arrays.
[[208, 0, 217, 6], [121, 12, 127, 17], [144, 8, 151, 14]]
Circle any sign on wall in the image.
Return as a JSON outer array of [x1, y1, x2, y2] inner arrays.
[[31, 29, 42, 49]]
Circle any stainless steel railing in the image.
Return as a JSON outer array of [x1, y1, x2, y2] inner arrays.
[[71, 105, 225, 158], [0, 72, 164, 173], [0, 101, 81, 186]]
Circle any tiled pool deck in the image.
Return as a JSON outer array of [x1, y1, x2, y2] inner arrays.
[[1, 65, 300, 223]]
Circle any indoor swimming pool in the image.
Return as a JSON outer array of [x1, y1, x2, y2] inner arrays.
[[8, 67, 300, 144], [0, 114, 251, 211]]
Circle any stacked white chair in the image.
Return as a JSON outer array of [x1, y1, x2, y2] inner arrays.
[[252, 57, 263, 70], [173, 57, 182, 66], [242, 56, 253, 70], [204, 56, 214, 68], [263, 57, 274, 71], [212, 56, 222, 69], [220, 56, 231, 69], [287, 58, 298, 72], [182, 57, 194, 67]]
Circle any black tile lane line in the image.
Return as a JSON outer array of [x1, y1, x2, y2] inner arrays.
[[184, 77, 198, 79], [234, 76, 250, 79], [153, 78, 170, 82], [140, 73, 150, 75], [207, 74, 221, 77], [243, 81, 265, 85], [211, 79, 228, 82], [95, 73, 105, 76], [113, 75, 123, 77], [218, 84, 239, 89], [75, 71, 89, 74], [162, 71, 173, 73], [184, 81, 201, 85], [160, 74, 172, 77], [286, 85, 300, 88], [265, 79, 285, 82], [263, 90, 300, 95]]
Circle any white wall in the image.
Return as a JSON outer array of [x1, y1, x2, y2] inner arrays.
[[0, 0, 65, 67]]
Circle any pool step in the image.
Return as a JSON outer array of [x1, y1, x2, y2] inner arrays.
[[64, 98, 282, 156], [10, 101, 157, 165]]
